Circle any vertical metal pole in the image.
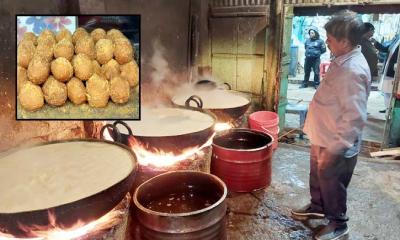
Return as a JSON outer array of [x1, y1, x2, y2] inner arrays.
[[382, 49, 400, 148], [187, 0, 193, 83]]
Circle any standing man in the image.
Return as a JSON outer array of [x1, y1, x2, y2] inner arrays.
[[360, 22, 378, 81], [300, 27, 326, 89], [291, 10, 371, 240]]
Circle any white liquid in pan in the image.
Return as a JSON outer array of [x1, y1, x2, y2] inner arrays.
[[173, 89, 250, 109], [128, 108, 215, 136], [0, 141, 134, 213]]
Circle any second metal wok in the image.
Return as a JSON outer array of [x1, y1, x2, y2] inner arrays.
[[101, 107, 216, 154], [171, 88, 251, 122]]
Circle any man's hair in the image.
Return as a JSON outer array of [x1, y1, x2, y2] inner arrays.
[[324, 10, 363, 46], [360, 22, 375, 35]]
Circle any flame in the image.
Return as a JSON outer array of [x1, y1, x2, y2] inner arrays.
[[0, 234, 41, 240], [0, 207, 124, 240], [214, 122, 233, 132], [129, 134, 215, 168]]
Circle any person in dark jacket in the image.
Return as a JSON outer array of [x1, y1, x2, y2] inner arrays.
[[300, 28, 327, 89], [360, 23, 378, 80]]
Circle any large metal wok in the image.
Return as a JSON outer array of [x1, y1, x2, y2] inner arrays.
[[0, 139, 137, 237], [171, 85, 251, 122], [101, 107, 216, 154]]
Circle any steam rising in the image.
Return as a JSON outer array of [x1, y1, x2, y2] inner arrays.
[[142, 39, 188, 107], [143, 39, 225, 107], [150, 40, 171, 86]]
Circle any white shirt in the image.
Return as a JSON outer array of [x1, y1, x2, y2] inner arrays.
[[303, 46, 371, 156]]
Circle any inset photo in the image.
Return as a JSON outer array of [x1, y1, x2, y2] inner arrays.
[[16, 15, 140, 120]]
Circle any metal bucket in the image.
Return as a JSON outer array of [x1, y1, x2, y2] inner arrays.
[[133, 171, 227, 240], [211, 128, 273, 192]]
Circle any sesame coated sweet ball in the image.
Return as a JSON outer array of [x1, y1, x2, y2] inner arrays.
[[72, 53, 93, 80], [53, 38, 74, 61], [56, 28, 73, 42], [67, 77, 87, 105], [17, 40, 35, 68], [42, 75, 68, 106], [72, 27, 89, 44], [35, 42, 54, 62], [27, 55, 50, 85], [120, 60, 139, 87], [19, 81, 44, 111], [95, 38, 114, 64], [106, 29, 125, 42], [91, 28, 107, 43], [86, 74, 110, 108], [114, 37, 133, 64], [110, 76, 130, 104], [92, 60, 102, 76], [21, 32, 37, 45], [17, 66, 28, 94], [75, 36, 95, 59], [101, 59, 120, 80], [37, 29, 56, 44], [51, 57, 73, 82]]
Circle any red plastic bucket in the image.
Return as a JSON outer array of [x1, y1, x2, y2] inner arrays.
[[249, 111, 279, 126], [248, 111, 279, 150], [211, 128, 273, 192]]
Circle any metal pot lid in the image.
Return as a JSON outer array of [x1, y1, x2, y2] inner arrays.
[[0, 140, 136, 214], [128, 107, 215, 137], [172, 89, 250, 109]]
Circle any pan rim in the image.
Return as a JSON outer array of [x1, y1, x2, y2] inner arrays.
[[0, 139, 137, 215]]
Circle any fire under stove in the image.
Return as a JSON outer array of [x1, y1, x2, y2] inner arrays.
[[0, 194, 131, 240]]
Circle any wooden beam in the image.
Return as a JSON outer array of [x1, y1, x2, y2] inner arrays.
[[370, 149, 400, 157], [263, 0, 284, 111]]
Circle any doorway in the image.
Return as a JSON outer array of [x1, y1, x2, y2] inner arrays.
[[280, 6, 400, 148]]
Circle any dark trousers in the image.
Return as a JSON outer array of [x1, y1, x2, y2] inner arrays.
[[303, 57, 320, 87], [309, 145, 358, 227]]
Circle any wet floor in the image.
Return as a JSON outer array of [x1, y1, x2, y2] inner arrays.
[[128, 143, 400, 240], [224, 143, 400, 240]]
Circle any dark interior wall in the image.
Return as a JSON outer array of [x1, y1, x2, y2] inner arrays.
[[104, 0, 191, 82], [194, 0, 212, 75]]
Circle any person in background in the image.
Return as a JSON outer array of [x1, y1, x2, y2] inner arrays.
[[360, 22, 378, 81], [291, 10, 371, 240], [300, 27, 326, 89], [371, 35, 400, 113]]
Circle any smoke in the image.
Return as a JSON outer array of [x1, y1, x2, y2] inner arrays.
[[142, 39, 190, 107], [150, 39, 171, 86], [142, 39, 226, 108]]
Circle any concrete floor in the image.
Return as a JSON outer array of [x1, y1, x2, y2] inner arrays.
[[225, 143, 400, 240], [285, 82, 386, 144]]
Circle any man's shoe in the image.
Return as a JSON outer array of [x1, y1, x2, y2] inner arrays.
[[299, 84, 308, 89], [315, 223, 349, 240], [291, 204, 325, 220]]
